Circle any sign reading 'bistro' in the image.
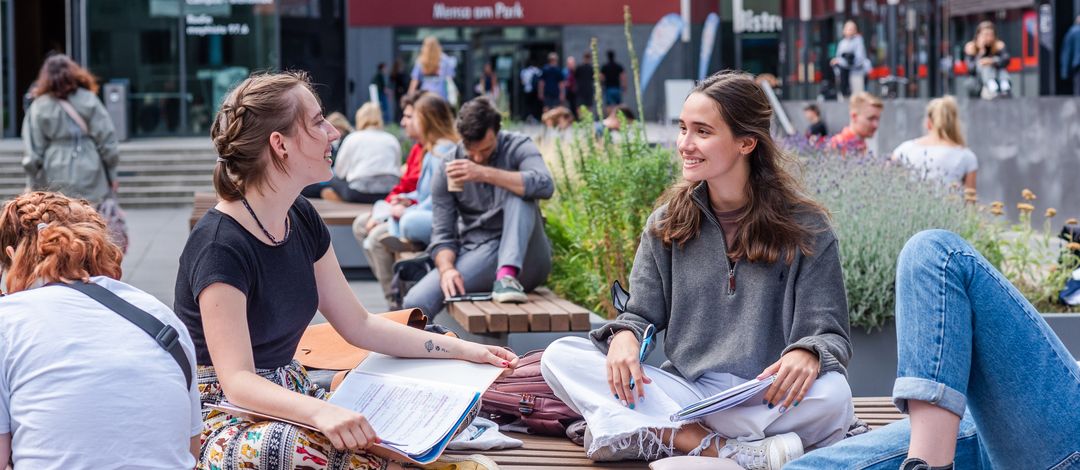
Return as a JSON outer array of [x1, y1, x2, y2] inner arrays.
[[432, 2, 524, 21]]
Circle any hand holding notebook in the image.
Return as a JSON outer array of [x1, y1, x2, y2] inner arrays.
[[669, 374, 777, 422]]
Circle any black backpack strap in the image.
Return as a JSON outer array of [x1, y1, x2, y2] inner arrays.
[[59, 281, 193, 389]]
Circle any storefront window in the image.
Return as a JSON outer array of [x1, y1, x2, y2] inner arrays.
[[88, 0, 182, 138], [184, 1, 278, 135]]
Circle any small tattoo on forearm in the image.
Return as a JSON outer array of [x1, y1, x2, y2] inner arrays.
[[424, 339, 451, 354]]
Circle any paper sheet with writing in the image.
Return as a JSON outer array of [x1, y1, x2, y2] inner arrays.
[[329, 370, 477, 455], [670, 375, 776, 421], [353, 352, 505, 392]]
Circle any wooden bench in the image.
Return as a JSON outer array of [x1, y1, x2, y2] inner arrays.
[[188, 192, 372, 229], [447, 287, 593, 334], [444, 397, 906, 469], [189, 192, 373, 270]]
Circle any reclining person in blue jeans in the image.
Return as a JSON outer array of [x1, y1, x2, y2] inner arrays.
[[787, 229, 1080, 470], [403, 96, 555, 317]]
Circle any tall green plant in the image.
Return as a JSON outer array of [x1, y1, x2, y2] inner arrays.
[[623, 5, 645, 126], [544, 9, 676, 317]]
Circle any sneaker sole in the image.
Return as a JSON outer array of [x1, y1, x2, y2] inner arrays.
[[492, 291, 528, 303]]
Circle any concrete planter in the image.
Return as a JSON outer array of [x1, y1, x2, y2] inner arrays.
[[849, 314, 1080, 397]]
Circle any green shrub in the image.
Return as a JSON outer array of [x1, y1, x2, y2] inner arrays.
[[543, 113, 676, 317], [791, 140, 980, 331]]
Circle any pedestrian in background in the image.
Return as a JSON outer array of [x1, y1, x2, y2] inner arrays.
[[408, 36, 457, 103], [389, 58, 409, 120], [831, 20, 871, 99], [477, 62, 500, 107], [574, 52, 597, 116], [803, 104, 828, 141], [564, 56, 578, 117], [520, 60, 542, 122], [964, 21, 1012, 99], [539, 52, 566, 112], [1061, 15, 1080, 96], [371, 62, 392, 124], [890, 96, 977, 192], [320, 102, 401, 204], [22, 54, 119, 206], [601, 49, 626, 106]]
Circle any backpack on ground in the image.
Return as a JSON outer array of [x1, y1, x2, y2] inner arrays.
[[389, 254, 434, 310], [480, 349, 583, 436]]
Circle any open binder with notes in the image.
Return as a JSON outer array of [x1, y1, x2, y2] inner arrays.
[[209, 353, 504, 465]]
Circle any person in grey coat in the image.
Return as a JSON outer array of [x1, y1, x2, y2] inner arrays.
[[22, 54, 119, 206], [542, 71, 853, 470]]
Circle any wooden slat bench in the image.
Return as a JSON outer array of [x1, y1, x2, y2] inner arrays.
[[188, 192, 373, 270], [447, 287, 593, 334], [445, 397, 906, 469], [188, 192, 372, 229]]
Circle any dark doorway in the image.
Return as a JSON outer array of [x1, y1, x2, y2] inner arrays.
[[281, 0, 346, 115], [13, 0, 67, 131]]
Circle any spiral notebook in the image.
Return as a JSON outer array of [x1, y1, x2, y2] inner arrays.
[[670, 374, 777, 421]]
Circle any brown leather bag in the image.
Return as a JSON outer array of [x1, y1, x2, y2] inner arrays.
[[294, 309, 429, 389]]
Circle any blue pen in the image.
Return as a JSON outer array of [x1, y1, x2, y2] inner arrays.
[[629, 324, 655, 390]]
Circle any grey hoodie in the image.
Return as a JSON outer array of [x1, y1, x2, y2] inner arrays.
[[590, 182, 852, 382]]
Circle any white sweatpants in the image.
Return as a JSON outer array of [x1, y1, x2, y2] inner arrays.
[[540, 337, 854, 459]]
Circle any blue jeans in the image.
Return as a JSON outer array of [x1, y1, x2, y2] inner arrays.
[[787, 230, 1080, 470], [387, 208, 432, 245], [603, 87, 622, 106]]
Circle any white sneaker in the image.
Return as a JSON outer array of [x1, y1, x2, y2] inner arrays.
[[720, 432, 804, 470]]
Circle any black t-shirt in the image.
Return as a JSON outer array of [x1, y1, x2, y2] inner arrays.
[[574, 64, 595, 95], [807, 121, 828, 138], [174, 197, 332, 369], [601, 62, 624, 88]]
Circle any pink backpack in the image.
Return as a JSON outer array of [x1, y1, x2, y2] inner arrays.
[[481, 349, 583, 436]]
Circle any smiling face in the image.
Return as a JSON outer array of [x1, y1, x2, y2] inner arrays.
[[677, 92, 754, 188], [275, 85, 340, 185]]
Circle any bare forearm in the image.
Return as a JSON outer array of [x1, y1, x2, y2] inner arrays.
[[219, 369, 333, 427], [435, 248, 457, 274], [355, 314, 470, 359], [480, 166, 526, 196]]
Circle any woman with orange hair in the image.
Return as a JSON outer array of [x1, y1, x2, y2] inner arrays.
[[0, 191, 200, 469]]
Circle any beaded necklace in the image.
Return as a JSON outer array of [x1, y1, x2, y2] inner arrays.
[[240, 197, 290, 246]]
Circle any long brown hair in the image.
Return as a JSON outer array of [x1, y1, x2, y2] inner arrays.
[[31, 54, 99, 99], [413, 94, 459, 152], [211, 71, 317, 201], [0, 192, 122, 293], [653, 71, 826, 264]]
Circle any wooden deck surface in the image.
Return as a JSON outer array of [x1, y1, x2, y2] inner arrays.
[[444, 397, 903, 469], [447, 287, 592, 334]]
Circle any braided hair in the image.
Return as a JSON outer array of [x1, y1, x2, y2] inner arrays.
[[0, 192, 122, 293], [211, 71, 317, 201]]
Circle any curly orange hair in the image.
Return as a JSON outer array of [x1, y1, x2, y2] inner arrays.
[[0, 192, 122, 293]]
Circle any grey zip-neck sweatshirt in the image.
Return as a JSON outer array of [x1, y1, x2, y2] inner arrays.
[[590, 182, 852, 381]]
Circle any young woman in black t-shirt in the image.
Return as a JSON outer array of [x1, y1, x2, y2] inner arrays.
[[175, 72, 516, 470]]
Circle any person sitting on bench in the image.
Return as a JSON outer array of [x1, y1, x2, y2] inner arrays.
[[403, 96, 555, 317]]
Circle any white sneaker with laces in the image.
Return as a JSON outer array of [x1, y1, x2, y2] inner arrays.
[[719, 432, 804, 470]]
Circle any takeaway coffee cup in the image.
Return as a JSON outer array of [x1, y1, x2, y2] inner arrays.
[[446, 161, 464, 192]]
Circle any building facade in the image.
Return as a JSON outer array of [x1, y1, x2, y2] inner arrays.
[[1, 0, 1077, 138]]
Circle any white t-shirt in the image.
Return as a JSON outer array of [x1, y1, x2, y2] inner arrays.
[[333, 129, 402, 193], [0, 277, 200, 469], [892, 140, 978, 186]]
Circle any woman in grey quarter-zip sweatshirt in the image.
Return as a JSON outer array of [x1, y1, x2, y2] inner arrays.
[[541, 71, 853, 469]]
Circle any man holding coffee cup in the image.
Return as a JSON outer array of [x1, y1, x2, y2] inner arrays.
[[403, 97, 555, 316]]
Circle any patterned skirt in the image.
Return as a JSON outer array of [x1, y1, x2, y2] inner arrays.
[[197, 360, 390, 470]]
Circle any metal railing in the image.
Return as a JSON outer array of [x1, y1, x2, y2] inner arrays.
[[757, 79, 797, 137]]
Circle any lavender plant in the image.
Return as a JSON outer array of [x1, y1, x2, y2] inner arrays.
[[790, 138, 980, 330]]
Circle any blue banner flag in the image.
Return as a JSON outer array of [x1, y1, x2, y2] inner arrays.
[[698, 12, 720, 80], [640, 13, 684, 92]]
